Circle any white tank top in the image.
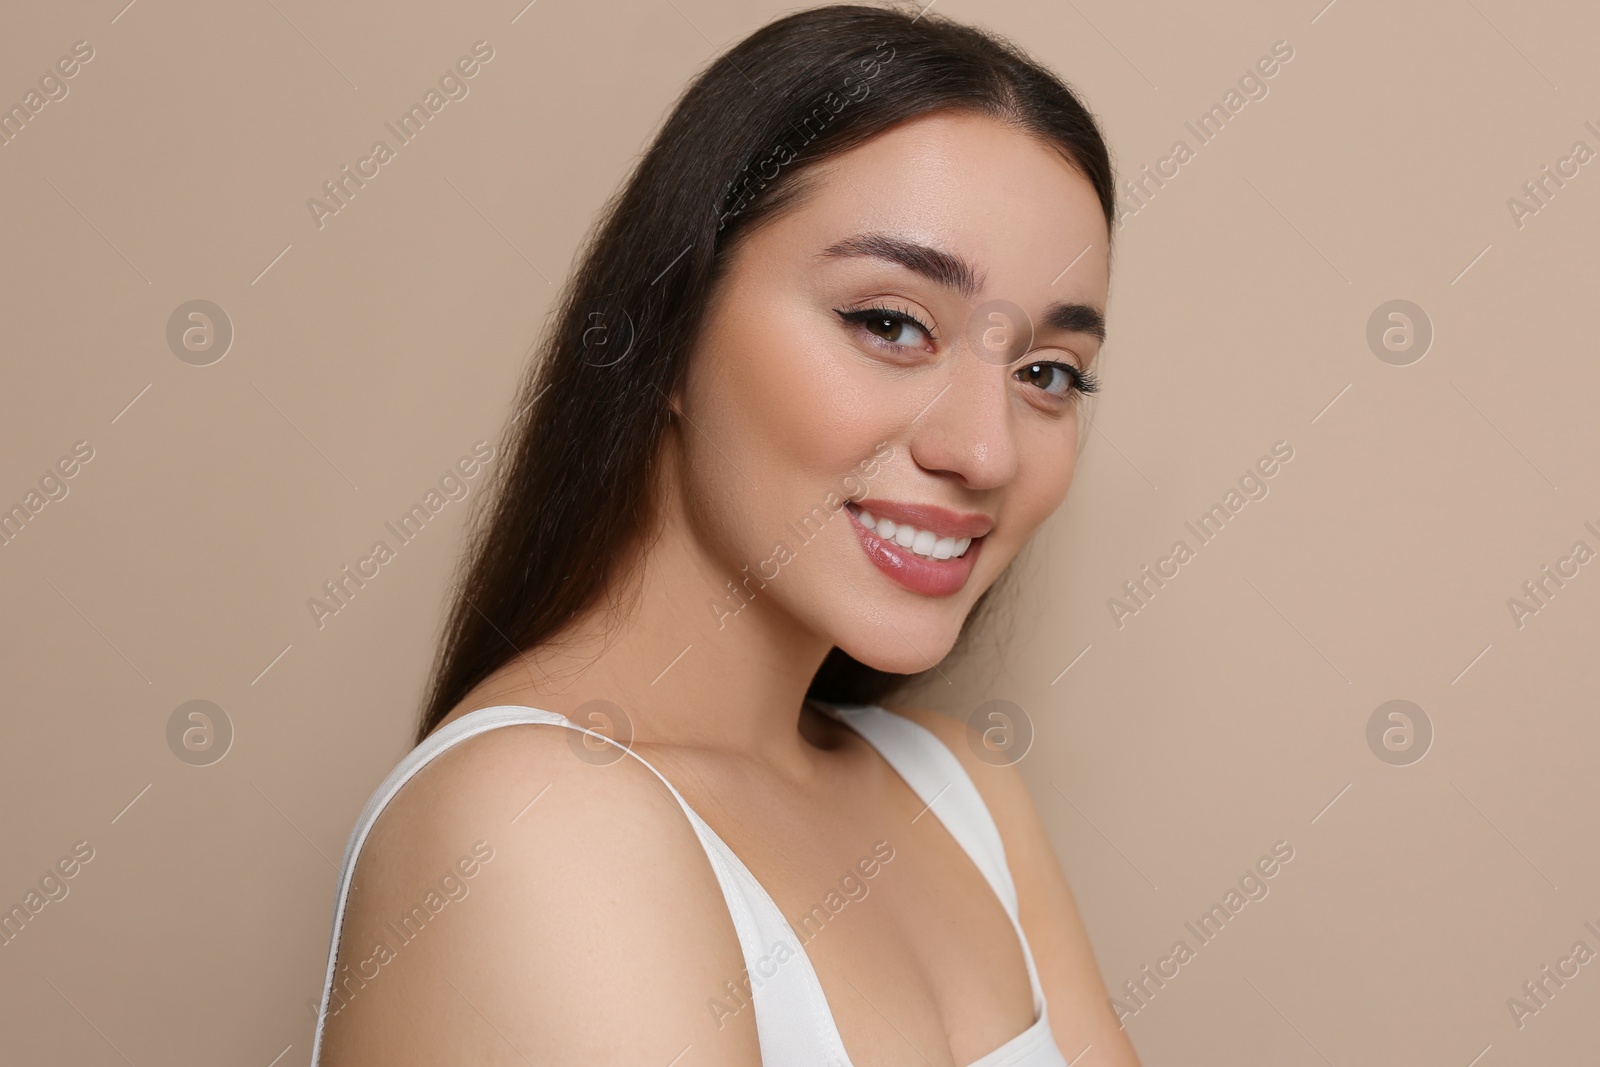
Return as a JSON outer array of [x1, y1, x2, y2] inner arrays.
[[309, 703, 1070, 1066]]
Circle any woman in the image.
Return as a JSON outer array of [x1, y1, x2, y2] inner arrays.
[[311, 4, 1139, 1065]]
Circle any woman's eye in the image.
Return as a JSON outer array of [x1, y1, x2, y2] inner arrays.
[[837, 307, 934, 350], [1015, 360, 1099, 400]]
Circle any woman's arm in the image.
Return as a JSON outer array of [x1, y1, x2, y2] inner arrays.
[[890, 705, 1143, 1066], [316, 724, 764, 1066]]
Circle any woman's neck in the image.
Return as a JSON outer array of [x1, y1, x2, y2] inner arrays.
[[455, 488, 839, 774]]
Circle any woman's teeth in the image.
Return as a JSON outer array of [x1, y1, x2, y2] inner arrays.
[[850, 505, 972, 561]]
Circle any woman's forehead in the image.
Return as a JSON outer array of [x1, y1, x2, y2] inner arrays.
[[763, 111, 1110, 297]]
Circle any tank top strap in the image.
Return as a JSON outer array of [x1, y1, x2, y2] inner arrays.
[[821, 703, 1021, 921], [822, 703, 1070, 1064], [310, 704, 851, 1067], [820, 702, 1052, 1028]]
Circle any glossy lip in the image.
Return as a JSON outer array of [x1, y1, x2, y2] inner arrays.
[[844, 502, 986, 597], [849, 498, 995, 540]]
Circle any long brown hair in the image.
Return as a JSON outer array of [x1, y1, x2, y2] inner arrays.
[[416, 3, 1115, 743]]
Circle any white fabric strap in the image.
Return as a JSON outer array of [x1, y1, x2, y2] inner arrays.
[[824, 704, 1019, 918], [823, 704, 1048, 1019]]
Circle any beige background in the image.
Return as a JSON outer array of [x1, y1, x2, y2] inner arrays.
[[3, 0, 1597, 1063]]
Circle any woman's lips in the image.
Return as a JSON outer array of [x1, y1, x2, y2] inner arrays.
[[844, 503, 984, 597]]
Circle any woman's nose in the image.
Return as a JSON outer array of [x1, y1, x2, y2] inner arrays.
[[905, 343, 1020, 491]]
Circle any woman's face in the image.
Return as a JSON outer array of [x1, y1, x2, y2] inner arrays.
[[673, 108, 1111, 674]]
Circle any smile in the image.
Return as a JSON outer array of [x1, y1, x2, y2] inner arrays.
[[843, 500, 990, 597], [848, 504, 972, 559]]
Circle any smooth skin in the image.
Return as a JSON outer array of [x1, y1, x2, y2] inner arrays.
[[319, 109, 1140, 1066]]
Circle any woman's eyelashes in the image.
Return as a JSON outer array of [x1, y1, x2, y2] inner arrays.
[[835, 304, 937, 352], [835, 302, 1101, 405], [1015, 360, 1100, 403]]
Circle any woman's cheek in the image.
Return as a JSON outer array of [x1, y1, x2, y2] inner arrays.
[[737, 311, 836, 424], [766, 336, 882, 471], [813, 361, 884, 451], [1003, 446, 1077, 552]]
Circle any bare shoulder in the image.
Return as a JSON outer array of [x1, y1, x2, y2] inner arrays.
[[882, 704, 1143, 1065], [317, 718, 762, 1066]]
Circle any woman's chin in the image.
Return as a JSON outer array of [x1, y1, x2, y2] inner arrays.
[[835, 626, 961, 677]]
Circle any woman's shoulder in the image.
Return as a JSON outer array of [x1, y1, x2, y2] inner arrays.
[[375, 707, 687, 855], [315, 709, 762, 1064]]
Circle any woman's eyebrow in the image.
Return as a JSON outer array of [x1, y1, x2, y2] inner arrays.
[[1041, 300, 1106, 342], [817, 231, 1106, 341], [818, 232, 984, 300]]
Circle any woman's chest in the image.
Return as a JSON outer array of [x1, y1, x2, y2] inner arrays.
[[662, 750, 1040, 1066]]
